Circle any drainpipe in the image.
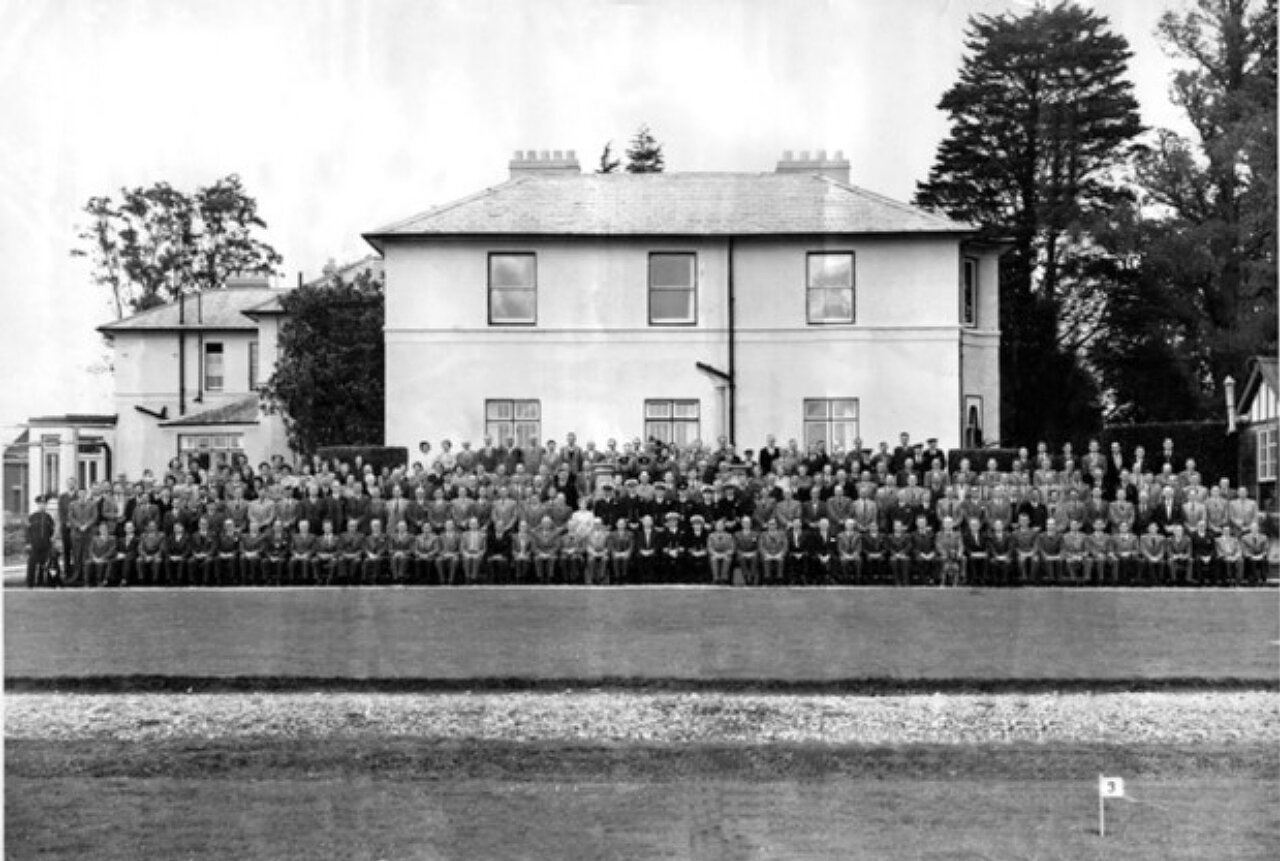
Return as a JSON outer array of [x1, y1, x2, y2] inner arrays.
[[727, 237, 737, 445], [178, 294, 186, 416]]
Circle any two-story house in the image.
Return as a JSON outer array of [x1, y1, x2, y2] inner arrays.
[[365, 150, 1002, 454], [96, 275, 292, 479]]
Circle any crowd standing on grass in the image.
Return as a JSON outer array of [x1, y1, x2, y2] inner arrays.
[[22, 431, 1274, 590]]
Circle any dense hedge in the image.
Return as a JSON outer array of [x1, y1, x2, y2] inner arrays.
[[315, 446, 408, 474], [1100, 421, 1237, 484]]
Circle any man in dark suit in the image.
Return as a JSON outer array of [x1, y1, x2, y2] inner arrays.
[[1151, 485, 1184, 534], [26, 495, 59, 588], [634, 514, 662, 583], [759, 435, 781, 476], [805, 517, 839, 585]]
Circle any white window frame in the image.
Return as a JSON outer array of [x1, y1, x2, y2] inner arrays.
[[486, 399, 541, 448], [803, 398, 860, 450], [961, 256, 978, 327], [1259, 425, 1278, 482], [648, 253, 697, 325], [248, 340, 260, 390], [488, 253, 537, 325], [204, 342, 225, 392], [806, 252, 855, 325], [178, 433, 245, 467], [644, 399, 701, 445]]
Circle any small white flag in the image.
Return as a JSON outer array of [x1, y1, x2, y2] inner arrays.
[[1099, 776, 1125, 798]]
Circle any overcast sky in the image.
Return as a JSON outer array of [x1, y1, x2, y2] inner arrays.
[[0, 0, 1195, 435]]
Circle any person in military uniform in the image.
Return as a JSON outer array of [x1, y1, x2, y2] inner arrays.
[[25, 495, 59, 589]]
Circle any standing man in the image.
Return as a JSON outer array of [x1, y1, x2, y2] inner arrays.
[[25, 495, 58, 589], [57, 478, 78, 579], [68, 486, 99, 585]]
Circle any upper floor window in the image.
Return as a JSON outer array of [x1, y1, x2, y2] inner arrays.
[[649, 253, 696, 325], [807, 252, 855, 324], [962, 256, 978, 327], [204, 342, 225, 392], [489, 253, 536, 325], [248, 340, 260, 390]]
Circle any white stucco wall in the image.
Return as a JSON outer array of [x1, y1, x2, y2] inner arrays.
[[383, 234, 1001, 452]]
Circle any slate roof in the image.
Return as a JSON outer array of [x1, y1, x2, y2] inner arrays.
[[160, 396, 260, 427], [99, 287, 285, 332], [365, 172, 974, 247]]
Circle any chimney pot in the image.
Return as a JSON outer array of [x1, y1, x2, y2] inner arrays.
[[509, 147, 582, 178], [816, 149, 827, 161], [782, 150, 793, 161]]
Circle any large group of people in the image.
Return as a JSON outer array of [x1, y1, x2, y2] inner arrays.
[[22, 431, 1274, 590]]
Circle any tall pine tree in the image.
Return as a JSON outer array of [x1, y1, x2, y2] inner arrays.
[[625, 124, 665, 173], [1094, 0, 1276, 420], [915, 2, 1142, 443]]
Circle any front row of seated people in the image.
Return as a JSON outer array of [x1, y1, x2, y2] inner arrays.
[[65, 508, 1271, 588]]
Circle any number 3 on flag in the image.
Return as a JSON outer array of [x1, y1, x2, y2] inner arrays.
[[1100, 777, 1125, 798]]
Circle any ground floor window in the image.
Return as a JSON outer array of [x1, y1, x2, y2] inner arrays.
[[178, 433, 245, 469], [1259, 425, 1278, 482], [41, 436, 59, 496], [645, 399, 701, 445], [803, 398, 859, 452], [486, 400, 541, 448]]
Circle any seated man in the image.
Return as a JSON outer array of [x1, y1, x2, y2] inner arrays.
[[607, 517, 634, 584], [734, 515, 761, 586], [290, 519, 318, 585], [584, 518, 611, 585], [1060, 519, 1088, 587], [387, 520, 416, 585], [460, 516, 488, 585], [337, 518, 366, 585], [886, 520, 913, 587], [215, 520, 241, 587], [531, 515, 561, 585], [167, 521, 193, 587], [413, 524, 441, 585], [758, 519, 788, 586], [239, 521, 268, 586], [1138, 522, 1167, 587], [87, 521, 117, 589], [985, 519, 1014, 588], [935, 516, 963, 587], [1241, 519, 1270, 587], [314, 519, 341, 586], [1215, 529, 1244, 587], [136, 520, 166, 586], [363, 519, 389, 585], [1036, 518, 1065, 586], [189, 518, 216, 587], [436, 520, 462, 586], [836, 518, 862, 585], [707, 518, 736, 585]]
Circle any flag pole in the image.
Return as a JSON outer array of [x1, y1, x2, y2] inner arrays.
[[1098, 774, 1105, 837]]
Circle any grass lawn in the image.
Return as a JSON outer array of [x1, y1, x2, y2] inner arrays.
[[8, 738, 1278, 860], [6, 588, 1278, 684], [7, 773, 1276, 860]]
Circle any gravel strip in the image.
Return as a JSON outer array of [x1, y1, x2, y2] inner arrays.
[[7, 692, 1278, 745]]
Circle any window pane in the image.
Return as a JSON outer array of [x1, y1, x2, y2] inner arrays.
[[486, 420, 513, 443], [491, 289, 535, 323], [821, 288, 854, 322], [832, 421, 859, 450], [487, 401, 512, 420], [804, 422, 828, 448], [490, 254, 534, 288], [650, 254, 694, 288], [832, 399, 858, 419], [515, 422, 540, 449], [651, 288, 694, 323], [673, 420, 699, 446], [673, 400, 699, 419], [645, 421, 671, 444], [646, 401, 672, 419], [804, 400, 830, 419], [809, 254, 852, 289], [515, 400, 540, 420]]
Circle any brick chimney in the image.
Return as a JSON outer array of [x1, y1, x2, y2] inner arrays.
[[775, 149, 850, 184], [509, 149, 581, 178]]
